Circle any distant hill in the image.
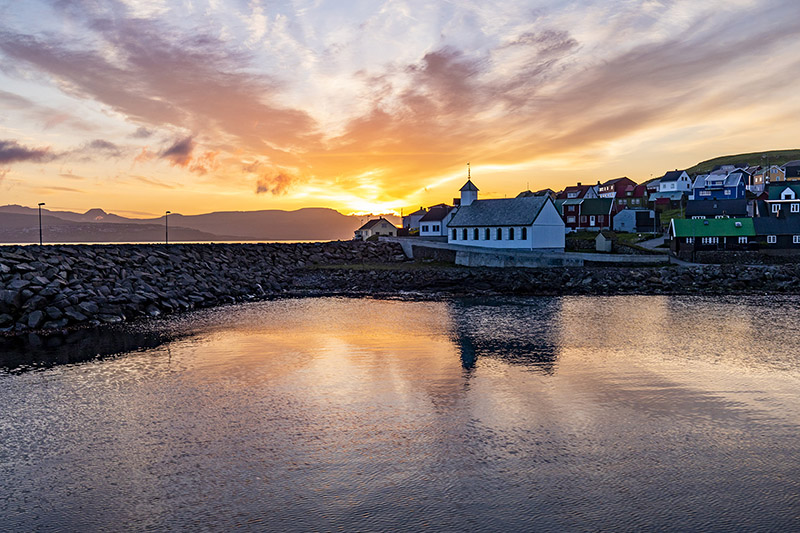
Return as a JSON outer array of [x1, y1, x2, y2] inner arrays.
[[0, 206, 401, 244], [684, 149, 800, 176]]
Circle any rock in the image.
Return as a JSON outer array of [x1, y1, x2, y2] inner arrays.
[[8, 279, 29, 290], [27, 310, 45, 329], [64, 307, 88, 323], [78, 301, 100, 316]]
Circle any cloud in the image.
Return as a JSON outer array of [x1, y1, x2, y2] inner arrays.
[[255, 170, 301, 196], [0, 139, 55, 164], [131, 126, 153, 138], [160, 136, 194, 167]]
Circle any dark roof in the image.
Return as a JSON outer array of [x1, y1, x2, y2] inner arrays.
[[784, 160, 800, 167], [460, 180, 479, 192], [419, 205, 453, 222], [685, 199, 748, 218], [754, 217, 800, 235], [357, 217, 390, 231], [448, 196, 549, 227], [405, 208, 427, 217], [579, 198, 613, 216], [767, 183, 800, 200], [660, 170, 686, 182]]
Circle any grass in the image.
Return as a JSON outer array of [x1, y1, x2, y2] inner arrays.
[[683, 149, 800, 175]]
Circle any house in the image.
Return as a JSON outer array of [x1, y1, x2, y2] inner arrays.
[[556, 182, 599, 200], [418, 204, 454, 239], [402, 208, 427, 232], [517, 189, 557, 201], [613, 184, 649, 212], [612, 209, 659, 233], [447, 179, 565, 250], [784, 160, 800, 180], [598, 177, 637, 198], [556, 198, 614, 232], [669, 218, 755, 257], [595, 231, 617, 252], [752, 217, 800, 249], [657, 170, 692, 193], [690, 171, 746, 200], [685, 198, 750, 219], [354, 217, 398, 240], [764, 183, 800, 217]]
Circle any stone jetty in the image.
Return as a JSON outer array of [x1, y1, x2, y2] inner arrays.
[[0, 241, 406, 335], [3, 240, 800, 337]]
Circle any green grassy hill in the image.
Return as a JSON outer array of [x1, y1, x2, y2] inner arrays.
[[684, 149, 800, 175]]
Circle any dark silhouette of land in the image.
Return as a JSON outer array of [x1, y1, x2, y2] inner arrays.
[[0, 206, 400, 243]]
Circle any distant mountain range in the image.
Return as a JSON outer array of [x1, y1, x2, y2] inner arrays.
[[0, 206, 401, 244]]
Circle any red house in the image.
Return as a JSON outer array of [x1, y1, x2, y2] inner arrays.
[[557, 182, 599, 200], [557, 198, 614, 232]]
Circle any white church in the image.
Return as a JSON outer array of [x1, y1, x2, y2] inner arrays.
[[446, 175, 565, 251]]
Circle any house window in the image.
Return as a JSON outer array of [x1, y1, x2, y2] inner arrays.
[[521, 227, 527, 239], [496, 227, 502, 240], [725, 189, 731, 195], [701, 237, 719, 245], [686, 237, 694, 244], [739, 236, 748, 244], [618, 200, 624, 205], [473, 228, 479, 240], [422, 225, 428, 232], [580, 216, 587, 223], [485, 228, 490, 240], [509, 227, 515, 240], [768, 235, 777, 244], [433, 225, 439, 232], [567, 216, 576, 223], [462, 228, 468, 240], [598, 215, 604, 223], [692, 216, 704, 220], [772, 204, 780, 213], [792, 204, 799, 213], [452, 228, 457, 240], [794, 235, 800, 244]]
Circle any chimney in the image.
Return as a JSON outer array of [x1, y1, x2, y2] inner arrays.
[[577, 182, 582, 187]]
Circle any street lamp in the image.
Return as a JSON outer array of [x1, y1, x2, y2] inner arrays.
[[165, 211, 171, 245], [38, 202, 45, 245]]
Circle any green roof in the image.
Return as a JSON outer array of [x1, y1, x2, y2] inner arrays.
[[671, 218, 755, 238], [767, 184, 800, 200], [580, 198, 613, 216]]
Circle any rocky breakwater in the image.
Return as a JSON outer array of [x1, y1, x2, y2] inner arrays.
[[0, 241, 407, 335], [292, 262, 800, 297]]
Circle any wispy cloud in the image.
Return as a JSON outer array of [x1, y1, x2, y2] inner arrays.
[[0, 139, 55, 164]]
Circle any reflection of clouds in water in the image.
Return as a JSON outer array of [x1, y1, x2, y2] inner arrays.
[[448, 297, 563, 374]]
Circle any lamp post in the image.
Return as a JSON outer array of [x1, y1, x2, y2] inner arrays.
[[38, 202, 45, 245], [165, 211, 171, 245]]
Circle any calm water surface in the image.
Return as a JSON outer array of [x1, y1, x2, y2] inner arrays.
[[1, 295, 799, 531]]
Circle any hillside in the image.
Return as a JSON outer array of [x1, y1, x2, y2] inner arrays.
[[684, 149, 800, 175]]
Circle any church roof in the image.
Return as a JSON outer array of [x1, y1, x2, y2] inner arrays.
[[448, 196, 548, 227], [460, 180, 479, 192]]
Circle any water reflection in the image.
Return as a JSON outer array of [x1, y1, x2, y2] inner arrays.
[[0, 325, 180, 373], [449, 298, 562, 374], [2, 296, 800, 532]]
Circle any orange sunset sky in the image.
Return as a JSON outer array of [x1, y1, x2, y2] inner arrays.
[[1, 0, 799, 217]]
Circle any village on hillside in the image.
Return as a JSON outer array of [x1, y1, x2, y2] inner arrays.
[[354, 159, 800, 262]]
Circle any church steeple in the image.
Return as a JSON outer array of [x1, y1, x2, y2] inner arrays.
[[460, 162, 478, 206]]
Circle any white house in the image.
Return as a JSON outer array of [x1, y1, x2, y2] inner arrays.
[[402, 208, 427, 232], [446, 179, 565, 251], [418, 204, 454, 238], [658, 170, 692, 193], [354, 217, 398, 240]]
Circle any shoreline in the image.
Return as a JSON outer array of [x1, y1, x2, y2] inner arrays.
[[3, 241, 800, 339]]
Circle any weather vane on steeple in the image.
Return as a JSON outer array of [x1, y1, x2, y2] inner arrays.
[[467, 162, 470, 181]]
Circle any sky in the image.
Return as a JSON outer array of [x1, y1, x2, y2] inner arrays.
[[0, 0, 799, 217]]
